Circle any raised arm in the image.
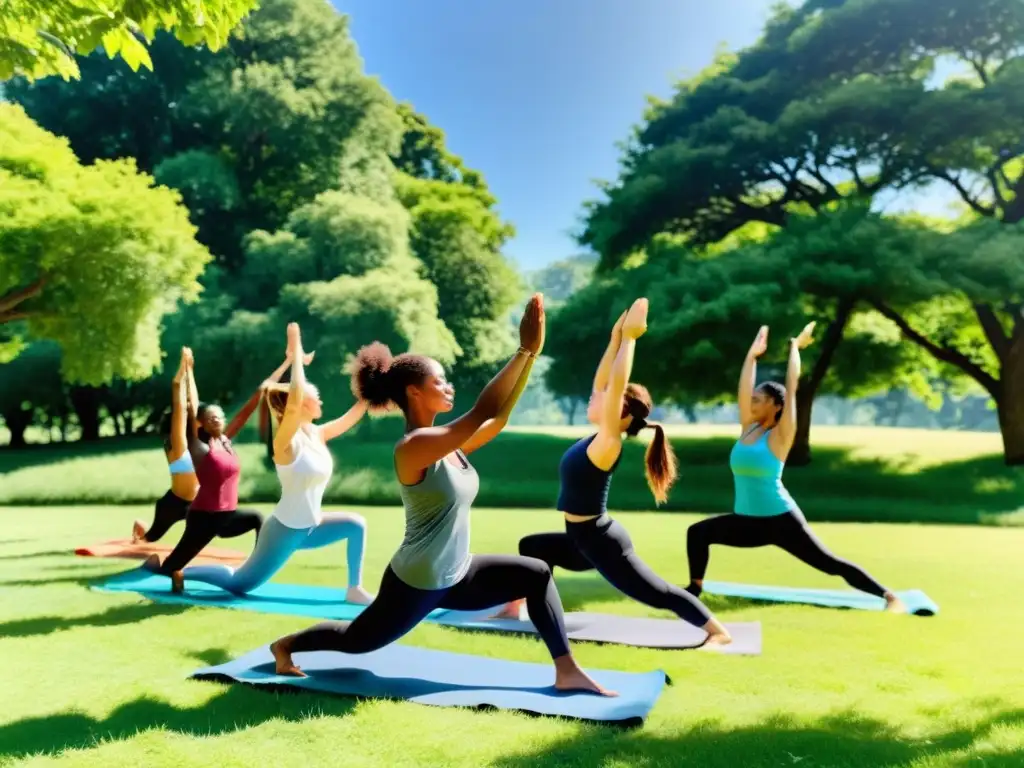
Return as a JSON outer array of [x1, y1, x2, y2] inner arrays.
[[396, 295, 544, 478], [592, 309, 627, 394], [461, 354, 536, 456], [183, 348, 200, 441], [224, 352, 295, 440], [321, 400, 368, 443], [585, 299, 647, 470], [272, 324, 309, 458], [739, 326, 768, 430], [774, 322, 815, 448], [168, 348, 189, 457]]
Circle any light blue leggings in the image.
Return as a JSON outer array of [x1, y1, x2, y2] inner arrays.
[[182, 512, 366, 595]]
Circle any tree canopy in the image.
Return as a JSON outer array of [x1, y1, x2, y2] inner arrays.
[[568, 0, 1024, 464], [0, 0, 257, 81], [0, 102, 212, 385], [2, 0, 525, 441]]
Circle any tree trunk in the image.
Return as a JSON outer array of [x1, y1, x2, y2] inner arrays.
[[788, 298, 856, 467], [788, 391, 815, 466], [1, 408, 32, 448], [997, 340, 1024, 465], [69, 386, 102, 442]]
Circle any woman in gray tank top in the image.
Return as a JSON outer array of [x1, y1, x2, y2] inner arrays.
[[269, 295, 613, 697]]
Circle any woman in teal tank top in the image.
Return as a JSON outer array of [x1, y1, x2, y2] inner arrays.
[[685, 324, 906, 613]]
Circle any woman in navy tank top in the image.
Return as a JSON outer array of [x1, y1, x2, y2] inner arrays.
[[684, 324, 905, 612], [507, 299, 733, 649]]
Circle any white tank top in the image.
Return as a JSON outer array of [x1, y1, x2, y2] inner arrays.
[[272, 425, 333, 529]]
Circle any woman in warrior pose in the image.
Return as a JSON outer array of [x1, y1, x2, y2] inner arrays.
[[269, 296, 613, 696], [178, 324, 372, 603], [684, 324, 905, 612], [142, 351, 290, 590], [132, 347, 199, 545], [504, 299, 732, 649]]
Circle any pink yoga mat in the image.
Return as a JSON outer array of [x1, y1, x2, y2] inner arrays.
[[75, 538, 247, 566]]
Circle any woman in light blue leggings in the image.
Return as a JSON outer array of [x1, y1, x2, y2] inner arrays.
[[182, 327, 373, 602]]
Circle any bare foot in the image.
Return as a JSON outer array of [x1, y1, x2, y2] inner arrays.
[[489, 599, 524, 620], [141, 553, 161, 572], [346, 585, 373, 605], [555, 665, 617, 697], [170, 571, 185, 594], [699, 632, 733, 652], [131, 520, 147, 544], [884, 592, 907, 614], [270, 640, 306, 677]]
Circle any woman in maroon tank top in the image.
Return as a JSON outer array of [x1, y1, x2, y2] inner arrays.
[[143, 348, 307, 591]]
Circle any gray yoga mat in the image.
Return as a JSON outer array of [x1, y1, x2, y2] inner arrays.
[[436, 610, 762, 654]]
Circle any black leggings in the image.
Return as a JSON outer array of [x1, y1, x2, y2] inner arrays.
[[289, 554, 570, 659], [518, 515, 713, 629], [158, 508, 263, 574], [686, 511, 888, 598], [143, 490, 190, 543]]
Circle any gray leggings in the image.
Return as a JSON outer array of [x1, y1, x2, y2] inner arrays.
[[183, 512, 366, 594]]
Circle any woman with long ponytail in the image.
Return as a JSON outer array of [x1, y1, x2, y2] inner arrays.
[[505, 298, 732, 649]]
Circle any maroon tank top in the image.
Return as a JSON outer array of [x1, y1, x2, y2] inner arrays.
[[190, 440, 241, 512]]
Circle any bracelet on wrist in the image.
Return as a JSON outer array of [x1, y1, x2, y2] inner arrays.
[[517, 346, 536, 359]]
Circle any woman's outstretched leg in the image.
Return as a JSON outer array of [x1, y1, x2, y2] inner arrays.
[[685, 513, 771, 596], [439, 554, 615, 696], [270, 566, 444, 676], [184, 517, 301, 594], [134, 490, 189, 543], [300, 512, 372, 604], [575, 517, 732, 648], [492, 531, 593, 619], [774, 513, 906, 613]]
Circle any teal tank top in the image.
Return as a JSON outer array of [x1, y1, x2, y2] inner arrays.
[[729, 428, 798, 517]]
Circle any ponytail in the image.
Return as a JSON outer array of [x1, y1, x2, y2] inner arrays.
[[643, 423, 677, 506]]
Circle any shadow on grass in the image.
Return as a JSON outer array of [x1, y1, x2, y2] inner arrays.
[[550, 573, 762, 617], [0, 672, 359, 760], [0, 549, 73, 562], [489, 703, 1024, 768], [2, 430, 1023, 525], [0, 602, 189, 639]]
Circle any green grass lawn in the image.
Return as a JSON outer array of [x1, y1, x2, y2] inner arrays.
[[2, 425, 1022, 525], [1, 504, 1022, 767]]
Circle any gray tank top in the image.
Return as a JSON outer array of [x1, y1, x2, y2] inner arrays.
[[391, 451, 478, 590]]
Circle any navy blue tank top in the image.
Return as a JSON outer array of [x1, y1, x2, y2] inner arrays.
[[556, 434, 622, 516]]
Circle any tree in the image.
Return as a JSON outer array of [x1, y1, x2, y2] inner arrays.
[[182, 188, 459, 414], [549, 207, 939, 462], [0, 103, 212, 386], [0, 341, 65, 447], [397, 173, 521, 391], [578, 0, 1024, 463], [0, 0, 257, 81], [528, 254, 597, 307], [7, 0, 402, 273]]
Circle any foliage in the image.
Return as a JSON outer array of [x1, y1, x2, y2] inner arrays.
[[0, 103, 212, 385], [0, 0, 257, 81]]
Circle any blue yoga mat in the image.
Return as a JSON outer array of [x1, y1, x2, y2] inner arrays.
[[701, 580, 939, 616], [191, 643, 667, 725], [93, 570, 477, 622], [94, 570, 760, 651]]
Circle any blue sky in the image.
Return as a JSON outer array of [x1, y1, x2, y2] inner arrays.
[[331, 0, 955, 271]]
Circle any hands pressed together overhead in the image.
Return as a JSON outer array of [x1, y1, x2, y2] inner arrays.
[[748, 321, 816, 358]]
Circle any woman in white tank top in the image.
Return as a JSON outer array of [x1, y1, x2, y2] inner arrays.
[[181, 324, 372, 603]]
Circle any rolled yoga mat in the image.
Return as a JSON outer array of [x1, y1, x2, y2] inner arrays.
[[76, 539, 247, 566], [191, 643, 668, 725], [701, 580, 939, 616], [94, 571, 761, 652]]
